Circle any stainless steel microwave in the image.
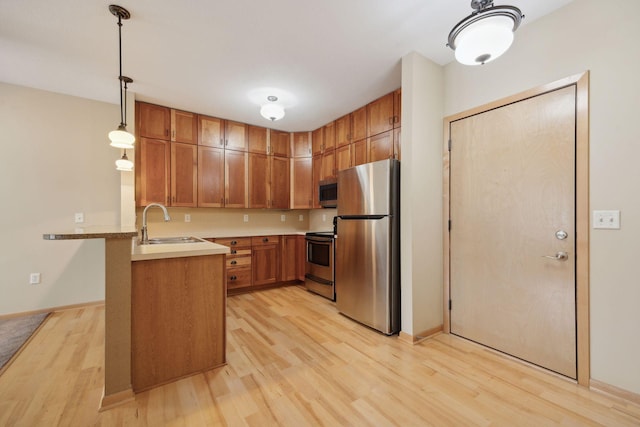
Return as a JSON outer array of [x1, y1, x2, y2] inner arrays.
[[318, 178, 337, 208]]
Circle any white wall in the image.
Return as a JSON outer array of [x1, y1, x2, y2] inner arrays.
[[400, 52, 444, 336], [443, 0, 640, 395], [0, 83, 123, 315]]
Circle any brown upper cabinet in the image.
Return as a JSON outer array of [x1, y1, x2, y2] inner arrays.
[[248, 125, 268, 154], [137, 102, 197, 144], [270, 130, 290, 157], [311, 127, 323, 156], [393, 89, 401, 129], [367, 92, 394, 137], [351, 106, 367, 142], [323, 121, 336, 152], [368, 130, 395, 163], [291, 132, 312, 158], [197, 146, 224, 208], [224, 120, 248, 151], [170, 142, 198, 207], [136, 137, 170, 206], [248, 153, 290, 209], [198, 115, 224, 147], [291, 157, 312, 209], [335, 114, 351, 147]]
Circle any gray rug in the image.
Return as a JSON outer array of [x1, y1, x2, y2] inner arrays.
[[0, 312, 49, 372]]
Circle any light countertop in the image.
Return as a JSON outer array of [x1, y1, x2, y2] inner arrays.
[[131, 237, 230, 261]]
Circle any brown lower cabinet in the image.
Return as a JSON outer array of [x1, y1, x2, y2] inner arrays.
[[215, 234, 305, 295], [131, 254, 226, 393]]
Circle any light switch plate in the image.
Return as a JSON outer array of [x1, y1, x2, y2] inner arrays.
[[184, 214, 191, 223], [243, 214, 249, 223], [593, 210, 620, 229], [280, 214, 286, 222], [299, 214, 304, 222]]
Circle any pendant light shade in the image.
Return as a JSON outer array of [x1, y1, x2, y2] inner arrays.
[[115, 150, 133, 171], [260, 95, 285, 121], [447, 1, 523, 66], [108, 5, 135, 153]]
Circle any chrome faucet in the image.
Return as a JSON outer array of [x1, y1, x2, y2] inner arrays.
[[140, 203, 171, 244]]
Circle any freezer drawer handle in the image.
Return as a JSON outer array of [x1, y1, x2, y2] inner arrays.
[[305, 273, 333, 286]]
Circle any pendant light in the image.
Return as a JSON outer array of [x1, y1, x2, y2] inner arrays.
[[115, 150, 134, 171], [108, 5, 135, 149], [260, 95, 285, 121], [447, 0, 524, 66]]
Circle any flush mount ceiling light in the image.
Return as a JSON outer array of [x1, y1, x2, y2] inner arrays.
[[447, 0, 524, 66], [115, 150, 133, 171], [260, 95, 285, 121], [108, 4, 135, 149]]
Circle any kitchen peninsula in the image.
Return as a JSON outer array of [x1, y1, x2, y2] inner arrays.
[[44, 227, 229, 408]]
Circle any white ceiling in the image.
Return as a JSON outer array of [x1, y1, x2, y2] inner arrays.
[[0, 0, 572, 132]]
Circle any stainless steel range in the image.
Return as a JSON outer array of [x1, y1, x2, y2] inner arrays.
[[304, 231, 335, 301]]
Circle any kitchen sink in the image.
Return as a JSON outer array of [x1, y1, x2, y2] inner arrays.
[[141, 236, 204, 245]]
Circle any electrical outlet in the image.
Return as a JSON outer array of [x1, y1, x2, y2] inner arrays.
[[280, 214, 286, 222], [184, 214, 191, 223], [299, 214, 304, 222], [243, 214, 249, 223], [30, 273, 41, 285], [74, 212, 84, 224], [593, 210, 620, 229]]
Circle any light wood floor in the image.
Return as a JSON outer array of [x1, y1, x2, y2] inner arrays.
[[1, 285, 639, 426]]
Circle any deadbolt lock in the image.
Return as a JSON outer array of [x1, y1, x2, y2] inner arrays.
[[555, 230, 568, 240]]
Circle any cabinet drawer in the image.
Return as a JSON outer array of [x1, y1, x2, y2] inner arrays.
[[227, 266, 252, 289], [228, 248, 251, 256], [216, 237, 252, 248], [251, 235, 280, 246], [226, 256, 251, 268]]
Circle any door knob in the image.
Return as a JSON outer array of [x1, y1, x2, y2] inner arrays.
[[542, 251, 568, 261]]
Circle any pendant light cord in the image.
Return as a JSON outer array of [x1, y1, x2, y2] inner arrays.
[[117, 14, 125, 127]]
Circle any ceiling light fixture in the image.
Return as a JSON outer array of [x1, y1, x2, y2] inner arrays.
[[447, 0, 524, 66], [108, 4, 135, 149], [260, 95, 285, 122], [115, 150, 133, 171]]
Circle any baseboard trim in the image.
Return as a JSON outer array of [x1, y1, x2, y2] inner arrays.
[[0, 300, 104, 320], [590, 379, 640, 406], [99, 387, 135, 411], [398, 325, 443, 345]]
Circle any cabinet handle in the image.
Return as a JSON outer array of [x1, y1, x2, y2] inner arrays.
[[172, 129, 176, 139], [231, 240, 237, 245], [225, 139, 228, 146], [230, 275, 237, 281], [388, 117, 393, 125], [262, 238, 269, 243], [230, 249, 237, 254], [230, 260, 237, 265], [166, 129, 169, 137], [219, 138, 224, 146]]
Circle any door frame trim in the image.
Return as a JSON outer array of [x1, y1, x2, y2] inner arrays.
[[442, 72, 590, 386]]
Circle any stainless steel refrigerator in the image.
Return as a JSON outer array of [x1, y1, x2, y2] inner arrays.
[[335, 158, 400, 335]]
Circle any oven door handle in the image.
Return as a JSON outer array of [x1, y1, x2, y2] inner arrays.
[[305, 274, 333, 286]]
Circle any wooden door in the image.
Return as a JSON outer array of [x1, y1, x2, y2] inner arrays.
[[225, 120, 247, 151], [248, 125, 268, 154], [136, 137, 170, 206], [351, 106, 367, 142], [171, 109, 197, 144], [292, 157, 312, 209], [170, 142, 197, 207], [352, 139, 368, 166], [137, 102, 170, 141], [335, 114, 351, 147], [198, 115, 224, 147], [321, 149, 335, 180], [281, 236, 298, 282], [248, 153, 269, 208], [312, 127, 324, 156], [336, 144, 351, 172], [449, 85, 577, 378], [292, 132, 312, 158], [312, 154, 322, 208], [270, 130, 290, 157], [296, 235, 306, 281], [270, 156, 290, 209], [198, 146, 224, 207], [368, 130, 394, 162], [323, 121, 336, 151], [367, 92, 394, 137], [224, 150, 248, 208], [252, 236, 280, 286]]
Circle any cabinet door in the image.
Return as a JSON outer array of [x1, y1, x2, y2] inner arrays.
[[225, 150, 248, 208], [335, 114, 351, 147], [394, 127, 401, 161], [292, 132, 312, 158], [292, 157, 312, 209], [270, 156, 290, 209], [198, 115, 224, 147], [281, 236, 298, 282], [336, 144, 351, 172], [312, 127, 323, 156], [367, 92, 394, 137], [225, 120, 247, 151], [136, 137, 170, 206], [352, 139, 368, 167], [248, 125, 268, 154], [249, 153, 269, 208], [171, 142, 198, 207], [321, 149, 336, 180], [171, 109, 197, 144], [323, 121, 336, 151], [368, 130, 394, 163], [351, 106, 367, 142], [296, 235, 306, 282], [198, 146, 224, 207], [137, 102, 170, 140], [312, 154, 322, 209], [393, 89, 401, 129], [270, 130, 290, 157], [252, 237, 280, 286]]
